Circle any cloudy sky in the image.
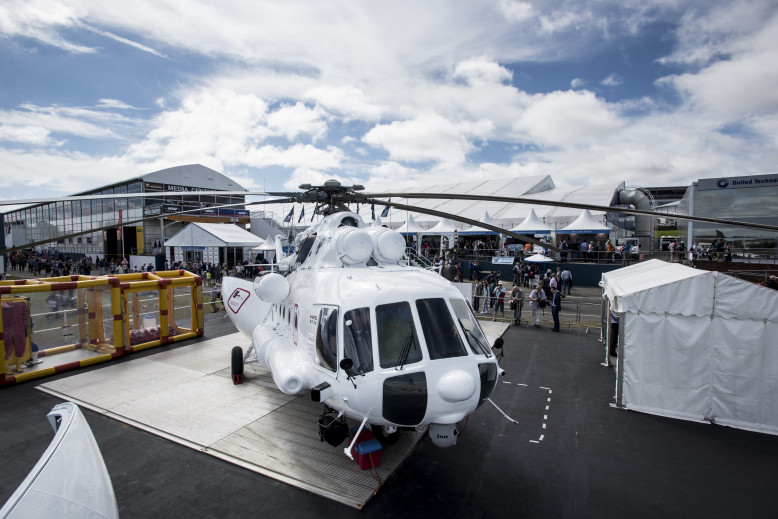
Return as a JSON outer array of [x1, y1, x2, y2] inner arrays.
[[1, 0, 777, 202]]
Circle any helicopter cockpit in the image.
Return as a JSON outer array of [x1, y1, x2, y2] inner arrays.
[[313, 295, 498, 431]]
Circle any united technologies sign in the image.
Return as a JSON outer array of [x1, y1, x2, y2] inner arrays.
[[698, 173, 778, 191]]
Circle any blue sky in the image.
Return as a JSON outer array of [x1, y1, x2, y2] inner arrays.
[[1, 0, 777, 204]]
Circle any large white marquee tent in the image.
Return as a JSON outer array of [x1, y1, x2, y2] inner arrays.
[[248, 176, 624, 235], [601, 260, 778, 435]]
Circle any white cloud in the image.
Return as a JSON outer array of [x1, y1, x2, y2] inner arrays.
[[571, 78, 585, 89], [514, 90, 623, 146], [245, 143, 344, 171], [0, 103, 135, 144], [304, 85, 382, 121], [78, 21, 167, 58], [453, 58, 513, 85], [96, 99, 138, 110], [0, 125, 58, 146], [497, 0, 534, 22], [363, 113, 493, 166], [601, 73, 622, 87], [266, 102, 328, 142], [659, 11, 778, 122]]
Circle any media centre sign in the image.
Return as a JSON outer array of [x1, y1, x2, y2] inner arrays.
[[698, 174, 778, 190]]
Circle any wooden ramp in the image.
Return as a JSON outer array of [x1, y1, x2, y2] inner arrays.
[[38, 323, 508, 508], [36, 333, 419, 508]]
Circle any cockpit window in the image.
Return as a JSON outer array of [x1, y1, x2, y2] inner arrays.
[[416, 298, 467, 360], [449, 299, 492, 357], [315, 306, 338, 371], [343, 307, 374, 374], [376, 302, 422, 369]]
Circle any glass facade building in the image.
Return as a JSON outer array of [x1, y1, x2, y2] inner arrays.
[[3, 165, 247, 259], [680, 173, 778, 250]]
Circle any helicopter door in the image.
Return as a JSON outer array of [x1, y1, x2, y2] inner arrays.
[[314, 305, 339, 379]]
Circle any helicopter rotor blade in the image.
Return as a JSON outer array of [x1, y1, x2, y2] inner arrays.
[[366, 192, 778, 233]]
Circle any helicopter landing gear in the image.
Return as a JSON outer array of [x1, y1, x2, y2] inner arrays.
[[372, 425, 400, 445], [231, 346, 244, 384]]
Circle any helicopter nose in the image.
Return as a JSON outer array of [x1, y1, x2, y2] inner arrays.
[[436, 369, 476, 403]]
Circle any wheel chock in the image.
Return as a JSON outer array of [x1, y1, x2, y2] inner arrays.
[[232, 373, 243, 385]]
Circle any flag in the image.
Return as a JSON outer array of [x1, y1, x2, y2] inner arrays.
[[298, 207, 305, 223], [283, 207, 294, 223], [356, 203, 359, 214], [381, 200, 391, 217], [311, 203, 317, 222], [371, 203, 375, 221]]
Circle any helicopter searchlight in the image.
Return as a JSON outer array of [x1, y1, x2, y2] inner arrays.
[[225, 182, 510, 457]]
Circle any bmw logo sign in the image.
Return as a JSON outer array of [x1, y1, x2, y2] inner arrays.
[[717, 179, 729, 188]]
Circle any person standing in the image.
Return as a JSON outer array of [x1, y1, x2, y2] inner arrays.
[[510, 283, 522, 325], [211, 283, 220, 312], [550, 285, 561, 332], [479, 280, 490, 314], [609, 310, 619, 357], [529, 284, 546, 328], [560, 268, 572, 295], [492, 281, 506, 321]]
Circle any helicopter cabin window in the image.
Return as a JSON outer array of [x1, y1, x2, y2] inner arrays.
[[416, 298, 467, 360], [376, 302, 422, 369], [343, 307, 374, 374], [293, 234, 317, 268], [449, 299, 492, 357], [315, 306, 338, 372]]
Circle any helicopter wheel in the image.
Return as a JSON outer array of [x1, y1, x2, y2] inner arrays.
[[372, 425, 401, 446], [231, 346, 244, 385]]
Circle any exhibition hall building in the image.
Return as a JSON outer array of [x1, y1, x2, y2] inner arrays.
[[2, 165, 248, 259]]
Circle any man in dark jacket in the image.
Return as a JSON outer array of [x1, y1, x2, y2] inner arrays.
[[550, 285, 562, 332]]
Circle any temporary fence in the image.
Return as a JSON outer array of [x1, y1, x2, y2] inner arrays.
[[473, 294, 602, 332], [1, 270, 204, 386]]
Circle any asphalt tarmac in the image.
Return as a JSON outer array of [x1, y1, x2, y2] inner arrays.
[[2, 307, 777, 518]]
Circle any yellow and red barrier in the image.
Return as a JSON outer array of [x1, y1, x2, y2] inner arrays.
[[0, 270, 203, 386]]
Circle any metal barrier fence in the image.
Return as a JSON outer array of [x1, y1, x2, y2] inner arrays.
[[473, 295, 602, 332]]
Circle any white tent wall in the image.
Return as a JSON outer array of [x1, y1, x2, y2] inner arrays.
[[622, 312, 714, 421], [710, 311, 778, 435], [604, 260, 778, 436]]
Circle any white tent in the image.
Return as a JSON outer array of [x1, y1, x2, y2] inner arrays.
[[425, 218, 457, 235], [509, 209, 552, 235], [524, 253, 554, 263], [165, 223, 264, 265], [557, 209, 610, 234], [459, 211, 500, 236], [394, 215, 425, 235], [371, 215, 384, 227], [601, 260, 778, 435]]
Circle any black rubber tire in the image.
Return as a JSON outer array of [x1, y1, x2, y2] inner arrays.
[[372, 426, 401, 446], [231, 346, 244, 378]]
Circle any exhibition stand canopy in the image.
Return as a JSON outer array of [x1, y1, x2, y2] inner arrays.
[[557, 209, 610, 234], [509, 209, 552, 235]]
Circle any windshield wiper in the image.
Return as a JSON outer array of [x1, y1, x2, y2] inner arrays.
[[462, 326, 491, 357], [396, 320, 416, 370]]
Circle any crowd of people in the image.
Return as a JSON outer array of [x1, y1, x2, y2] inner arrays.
[[7, 252, 101, 277]]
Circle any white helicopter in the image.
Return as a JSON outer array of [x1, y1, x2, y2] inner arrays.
[[223, 181, 509, 453], [3, 180, 776, 457]]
